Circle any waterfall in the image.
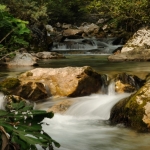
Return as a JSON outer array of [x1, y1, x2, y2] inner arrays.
[[64, 83, 129, 120], [51, 38, 122, 53], [52, 38, 98, 51], [41, 86, 131, 150]]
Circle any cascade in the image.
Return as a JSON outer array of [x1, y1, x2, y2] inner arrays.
[[51, 37, 122, 53], [40, 84, 131, 150], [0, 77, 150, 150]]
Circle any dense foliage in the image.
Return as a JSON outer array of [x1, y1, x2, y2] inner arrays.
[[87, 0, 150, 32], [0, 4, 30, 55], [0, 0, 150, 149], [0, 0, 150, 51]]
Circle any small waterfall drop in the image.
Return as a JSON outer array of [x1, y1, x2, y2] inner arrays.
[[52, 38, 97, 51], [52, 37, 122, 54], [108, 81, 116, 95], [41, 85, 131, 150], [0, 92, 5, 110], [65, 82, 128, 120]]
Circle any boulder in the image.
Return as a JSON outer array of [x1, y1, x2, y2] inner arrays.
[[17, 66, 103, 100], [114, 73, 144, 93], [108, 47, 150, 61], [110, 75, 150, 132], [35, 52, 65, 59], [62, 29, 83, 37], [121, 27, 150, 53], [0, 52, 38, 66], [108, 27, 150, 61], [78, 23, 100, 35]]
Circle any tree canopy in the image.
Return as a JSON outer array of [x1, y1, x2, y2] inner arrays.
[[0, 0, 150, 57]]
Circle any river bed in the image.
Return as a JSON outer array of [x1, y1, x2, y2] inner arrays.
[[0, 54, 150, 150]]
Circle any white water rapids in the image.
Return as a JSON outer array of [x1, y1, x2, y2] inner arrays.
[[1, 84, 150, 150]]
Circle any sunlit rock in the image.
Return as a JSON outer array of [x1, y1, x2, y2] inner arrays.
[[108, 27, 150, 61], [18, 66, 103, 100], [121, 27, 150, 53], [62, 29, 83, 36], [110, 74, 150, 132]]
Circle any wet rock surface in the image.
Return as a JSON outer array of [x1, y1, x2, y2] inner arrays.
[[110, 74, 150, 132]]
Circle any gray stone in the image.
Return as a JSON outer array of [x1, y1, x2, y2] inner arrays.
[[1, 52, 38, 66]]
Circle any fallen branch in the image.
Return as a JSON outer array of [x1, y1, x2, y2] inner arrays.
[[0, 28, 16, 44]]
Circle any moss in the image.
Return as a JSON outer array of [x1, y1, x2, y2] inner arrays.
[[124, 92, 147, 131], [110, 85, 150, 132], [26, 71, 33, 77], [0, 78, 20, 93]]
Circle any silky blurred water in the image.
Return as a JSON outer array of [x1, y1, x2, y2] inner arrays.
[[40, 91, 150, 150], [0, 55, 150, 150]]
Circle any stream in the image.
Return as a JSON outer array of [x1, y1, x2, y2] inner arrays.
[[0, 55, 150, 150]]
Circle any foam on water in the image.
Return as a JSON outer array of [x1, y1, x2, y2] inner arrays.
[[40, 85, 135, 150]]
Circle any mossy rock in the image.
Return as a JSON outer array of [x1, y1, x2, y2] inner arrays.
[[110, 80, 150, 132], [0, 78, 20, 94]]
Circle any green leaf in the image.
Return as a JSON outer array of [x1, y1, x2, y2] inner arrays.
[[0, 110, 9, 116], [0, 98, 59, 149], [16, 131, 48, 147], [11, 101, 26, 110]]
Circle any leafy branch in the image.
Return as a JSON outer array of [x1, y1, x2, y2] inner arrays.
[[0, 95, 60, 150]]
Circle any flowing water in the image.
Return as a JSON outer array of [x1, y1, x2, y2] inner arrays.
[[0, 55, 150, 150], [41, 95, 150, 150], [51, 37, 122, 53]]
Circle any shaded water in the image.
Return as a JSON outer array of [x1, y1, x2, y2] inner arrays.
[[0, 55, 150, 78], [0, 55, 150, 150]]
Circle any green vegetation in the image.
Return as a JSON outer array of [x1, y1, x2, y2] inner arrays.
[[0, 4, 30, 56], [88, 0, 150, 32], [0, 78, 20, 94], [110, 84, 150, 132], [0, 0, 150, 54], [0, 78, 20, 90], [1, 0, 150, 147], [0, 95, 60, 150]]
